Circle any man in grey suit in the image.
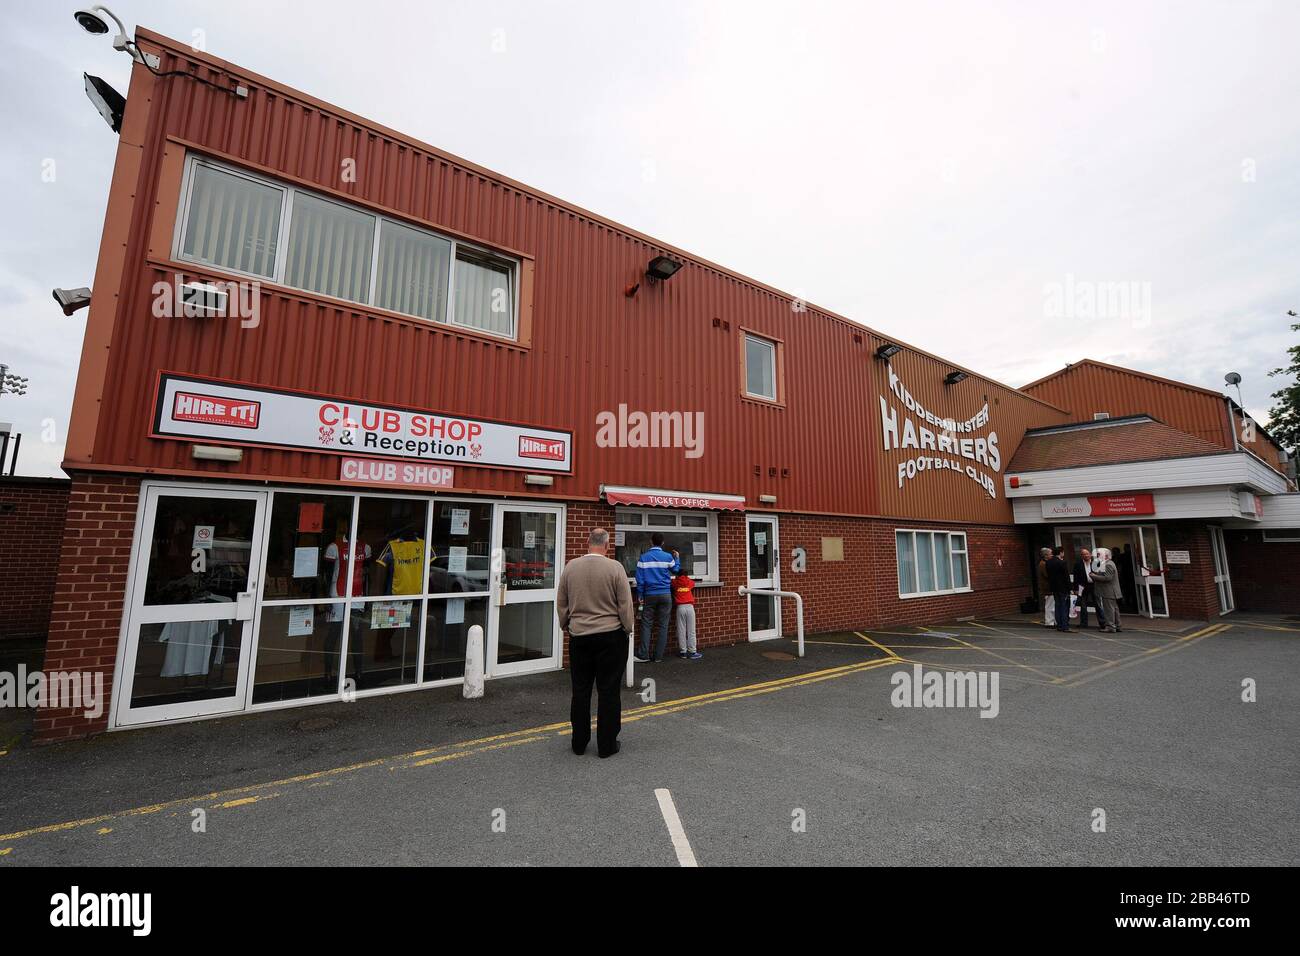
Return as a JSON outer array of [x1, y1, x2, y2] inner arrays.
[[1090, 547, 1124, 633]]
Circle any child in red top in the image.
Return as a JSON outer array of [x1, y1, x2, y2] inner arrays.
[[672, 572, 700, 659]]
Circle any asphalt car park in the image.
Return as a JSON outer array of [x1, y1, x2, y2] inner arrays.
[[0, 614, 1296, 866]]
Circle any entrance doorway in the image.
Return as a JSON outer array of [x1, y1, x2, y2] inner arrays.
[[745, 514, 780, 641], [488, 503, 564, 676], [1055, 524, 1168, 618], [116, 485, 267, 726]]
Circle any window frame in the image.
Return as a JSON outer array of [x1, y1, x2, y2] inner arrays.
[[613, 508, 720, 584], [1262, 528, 1300, 543], [174, 153, 520, 342], [742, 332, 780, 402], [895, 529, 972, 599]]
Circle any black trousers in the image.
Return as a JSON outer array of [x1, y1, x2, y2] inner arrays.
[[569, 628, 625, 755]]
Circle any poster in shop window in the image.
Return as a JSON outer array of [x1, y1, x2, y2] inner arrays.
[[450, 509, 470, 535], [445, 598, 465, 625], [371, 601, 413, 630], [293, 547, 318, 578], [287, 606, 314, 637], [151, 372, 573, 473]]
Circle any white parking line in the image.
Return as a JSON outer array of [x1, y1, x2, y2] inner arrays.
[[654, 788, 699, 867]]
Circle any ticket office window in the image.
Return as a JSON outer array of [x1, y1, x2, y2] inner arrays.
[[613, 509, 719, 583]]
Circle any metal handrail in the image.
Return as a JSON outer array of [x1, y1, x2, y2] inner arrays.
[[737, 586, 805, 658]]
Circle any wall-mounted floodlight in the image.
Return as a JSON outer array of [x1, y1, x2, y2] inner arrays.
[[84, 73, 125, 132], [192, 445, 243, 462], [874, 343, 903, 360], [53, 287, 93, 316], [53, 287, 93, 315], [944, 371, 968, 385], [645, 255, 683, 282]]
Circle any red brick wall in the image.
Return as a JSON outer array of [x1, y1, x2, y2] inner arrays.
[[1157, 522, 1219, 621], [35, 473, 141, 743], [561, 504, 1034, 657], [0, 477, 71, 640], [1224, 530, 1300, 614]]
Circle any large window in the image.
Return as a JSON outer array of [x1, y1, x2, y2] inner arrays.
[[613, 509, 718, 583], [253, 492, 496, 703], [176, 156, 519, 340], [896, 530, 970, 597], [744, 333, 778, 400]]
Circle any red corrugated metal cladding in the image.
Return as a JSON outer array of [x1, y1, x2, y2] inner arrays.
[[70, 29, 1066, 523]]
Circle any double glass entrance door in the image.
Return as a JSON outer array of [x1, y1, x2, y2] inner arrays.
[[117, 484, 563, 727], [1057, 524, 1168, 618]]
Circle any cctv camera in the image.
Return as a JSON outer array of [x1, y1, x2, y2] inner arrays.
[[73, 9, 111, 34], [52, 287, 93, 316]]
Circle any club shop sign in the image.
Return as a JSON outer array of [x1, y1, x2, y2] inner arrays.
[[152, 373, 572, 472], [878, 365, 1001, 499]]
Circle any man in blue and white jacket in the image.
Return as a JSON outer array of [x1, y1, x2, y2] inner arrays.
[[634, 533, 680, 663]]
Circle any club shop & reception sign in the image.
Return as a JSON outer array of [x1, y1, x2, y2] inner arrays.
[[151, 373, 573, 472]]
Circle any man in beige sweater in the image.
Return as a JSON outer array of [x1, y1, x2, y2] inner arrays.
[[557, 528, 636, 757]]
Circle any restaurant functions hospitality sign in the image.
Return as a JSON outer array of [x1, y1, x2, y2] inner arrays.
[[878, 365, 1001, 499], [1040, 494, 1156, 519], [152, 373, 573, 472]]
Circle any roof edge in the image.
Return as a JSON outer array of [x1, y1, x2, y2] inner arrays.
[[132, 26, 1070, 418]]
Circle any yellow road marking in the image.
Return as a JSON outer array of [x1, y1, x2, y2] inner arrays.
[[96, 827, 112, 835], [885, 657, 1059, 686], [926, 628, 1061, 682], [1065, 624, 1231, 687], [0, 656, 901, 846], [1241, 622, 1300, 633], [853, 631, 899, 657], [0, 848, 12, 856]]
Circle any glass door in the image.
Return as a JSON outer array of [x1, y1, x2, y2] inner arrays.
[[488, 504, 564, 676], [1138, 525, 1169, 618], [746, 515, 780, 641], [1209, 526, 1235, 614], [117, 485, 266, 726]]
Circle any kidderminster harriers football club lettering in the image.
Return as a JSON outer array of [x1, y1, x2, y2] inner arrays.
[[152, 373, 572, 472], [878, 364, 1001, 499]]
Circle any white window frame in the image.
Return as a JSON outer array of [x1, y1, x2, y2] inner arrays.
[[613, 508, 719, 583], [895, 529, 972, 599], [173, 153, 520, 341], [743, 333, 778, 401]]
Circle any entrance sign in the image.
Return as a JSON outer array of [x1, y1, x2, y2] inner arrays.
[[1041, 494, 1156, 519], [878, 365, 1001, 499], [152, 373, 572, 473], [1165, 550, 1191, 565]]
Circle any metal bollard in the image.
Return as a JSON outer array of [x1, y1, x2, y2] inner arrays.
[[626, 632, 635, 688], [463, 624, 485, 699]]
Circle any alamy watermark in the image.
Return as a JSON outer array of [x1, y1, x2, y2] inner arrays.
[[595, 404, 704, 459], [890, 663, 1000, 718], [0, 666, 104, 719], [1043, 273, 1151, 328]]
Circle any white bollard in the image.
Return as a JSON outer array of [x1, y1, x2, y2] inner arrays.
[[463, 624, 485, 699], [626, 632, 635, 688]]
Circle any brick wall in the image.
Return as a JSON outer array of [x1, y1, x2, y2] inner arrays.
[[1158, 522, 1219, 621], [0, 477, 71, 641], [561, 505, 1034, 657], [35, 473, 141, 743], [1224, 530, 1300, 614]]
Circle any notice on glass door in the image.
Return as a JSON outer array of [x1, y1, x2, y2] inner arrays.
[[447, 546, 468, 574], [288, 606, 314, 637], [451, 509, 470, 535]]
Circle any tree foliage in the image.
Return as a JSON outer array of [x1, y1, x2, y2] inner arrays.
[[1267, 321, 1300, 456]]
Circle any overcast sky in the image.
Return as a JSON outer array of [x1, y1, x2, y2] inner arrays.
[[2, 0, 1298, 477]]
